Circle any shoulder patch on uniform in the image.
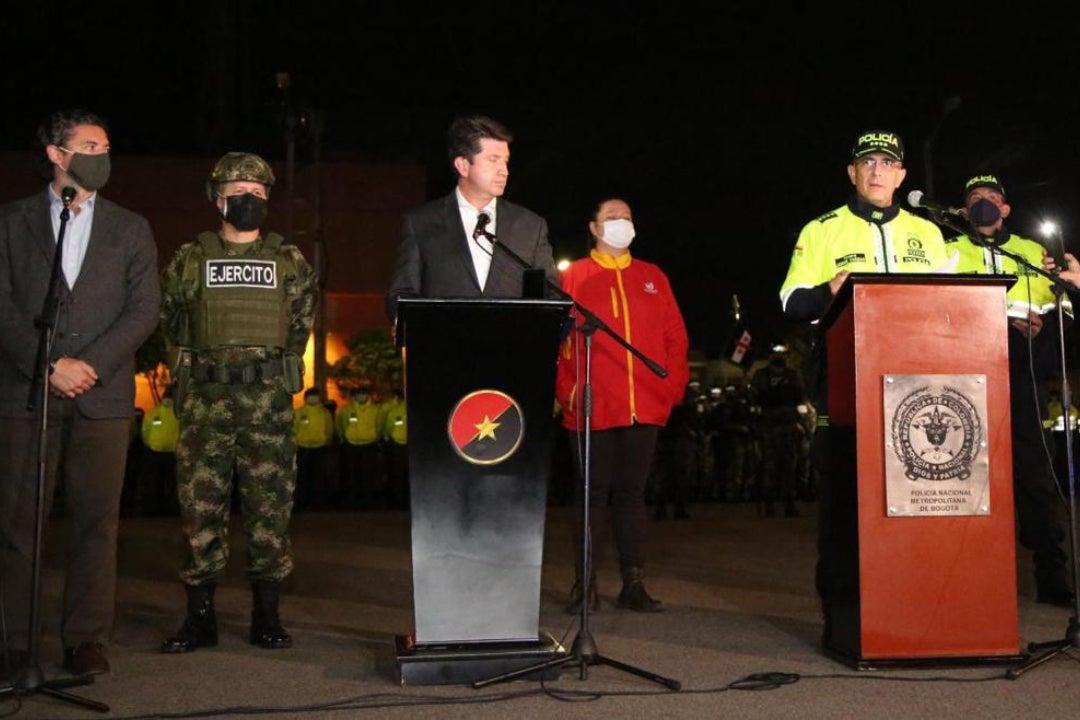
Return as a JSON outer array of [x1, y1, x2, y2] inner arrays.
[[263, 232, 285, 251], [196, 231, 223, 252], [814, 211, 838, 224]]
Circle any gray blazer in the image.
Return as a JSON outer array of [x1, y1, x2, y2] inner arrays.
[[0, 190, 161, 418], [385, 192, 558, 320]]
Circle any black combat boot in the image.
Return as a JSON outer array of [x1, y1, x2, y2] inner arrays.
[[617, 567, 664, 613], [250, 580, 292, 649], [564, 570, 600, 615], [162, 583, 218, 653]]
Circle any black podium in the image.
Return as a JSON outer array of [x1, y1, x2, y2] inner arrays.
[[393, 297, 572, 685]]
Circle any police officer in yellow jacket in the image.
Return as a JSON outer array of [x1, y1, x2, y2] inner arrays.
[[137, 391, 181, 514], [377, 387, 408, 509], [335, 388, 385, 508], [780, 130, 951, 320], [779, 130, 954, 641], [141, 393, 180, 453], [160, 152, 316, 653], [293, 387, 335, 510], [945, 174, 1074, 607]]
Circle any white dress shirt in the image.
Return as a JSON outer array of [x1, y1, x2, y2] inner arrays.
[[456, 188, 496, 290], [49, 185, 95, 288]]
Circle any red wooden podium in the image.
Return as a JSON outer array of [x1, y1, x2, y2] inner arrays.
[[818, 274, 1024, 668]]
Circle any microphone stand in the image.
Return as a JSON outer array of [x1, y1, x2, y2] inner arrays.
[[0, 191, 107, 712], [925, 208, 1080, 678], [470, 229, 680, 691], [1003, 243, 1080, 679]]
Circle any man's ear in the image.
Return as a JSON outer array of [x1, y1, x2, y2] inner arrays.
[[1000, 202, 1011, 219], [45, 144, 65, 167], [452, 156, 470, 179]]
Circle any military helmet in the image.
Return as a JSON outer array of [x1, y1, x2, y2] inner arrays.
[[205, 152, 275, 200]]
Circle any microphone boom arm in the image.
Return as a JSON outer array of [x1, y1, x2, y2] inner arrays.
[[928, 211, 1074, 296], [484, 229, 668, 379]]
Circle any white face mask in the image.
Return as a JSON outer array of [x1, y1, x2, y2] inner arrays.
[[601, 219, 635, 249]]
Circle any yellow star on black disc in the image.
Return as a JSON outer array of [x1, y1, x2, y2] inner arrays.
[[475, 415, 500, 440]]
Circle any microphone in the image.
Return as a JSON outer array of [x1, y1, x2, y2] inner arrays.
[[907, 190, 963, 217], [61, 186, 76, 207], [473, 212, 492, 241]]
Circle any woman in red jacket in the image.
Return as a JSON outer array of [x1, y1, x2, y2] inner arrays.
[[557, 197, 690, 613]]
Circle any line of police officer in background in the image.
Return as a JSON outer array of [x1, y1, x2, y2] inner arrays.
[[122, 383, 409, 516], [645, 342, 817, 520], [124, 343, 820, 519], [122, 343, 1080, 524]]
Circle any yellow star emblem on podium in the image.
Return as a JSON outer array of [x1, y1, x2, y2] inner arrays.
[[475, 415, 501, 440]]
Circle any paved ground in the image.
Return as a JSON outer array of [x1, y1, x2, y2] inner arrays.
[[2, 502, 1079, 719]]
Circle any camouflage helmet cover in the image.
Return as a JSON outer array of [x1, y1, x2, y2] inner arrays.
[[205, 152, 275, 200]]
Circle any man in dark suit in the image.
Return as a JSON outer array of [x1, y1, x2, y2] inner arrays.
[[385, 114, 557, 320], [0, 109, 160, 679]]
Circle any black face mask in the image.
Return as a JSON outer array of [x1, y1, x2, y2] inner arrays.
[[968, 198, 1002, 227], [222, 193, 268, 231], [65, 151, 111, 191]]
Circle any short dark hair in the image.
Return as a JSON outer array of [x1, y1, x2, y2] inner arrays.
[[36, 108, 109, 149], [446, 114, 513, 168], [590, 196, 632, 222]]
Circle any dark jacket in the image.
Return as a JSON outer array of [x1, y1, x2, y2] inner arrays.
[[385, 191, 557, 320], [0, 190, 160, 418]]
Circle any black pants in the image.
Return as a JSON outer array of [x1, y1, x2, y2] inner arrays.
[[384, 442, 409, 510], [1011, 374, 1068, 585], [569, 424, 659, 577], [340, 442, 385, 509], [295, 445, 336, 511]]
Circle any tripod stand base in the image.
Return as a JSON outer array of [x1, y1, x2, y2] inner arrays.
[[395, 632, 565, 685], [1005, 615, 1080, 680], [472, 627, 681, 690], [0, 665, 107, 713]]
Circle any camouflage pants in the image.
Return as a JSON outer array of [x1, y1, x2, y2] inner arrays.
[[175, 421, 296, 585]]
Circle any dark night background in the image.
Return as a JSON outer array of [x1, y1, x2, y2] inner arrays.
[[2, 2, 1079, 354]]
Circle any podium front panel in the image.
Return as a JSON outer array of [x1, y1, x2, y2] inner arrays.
[[398, 298, 570, 645], [824, 276, 1019, 663]]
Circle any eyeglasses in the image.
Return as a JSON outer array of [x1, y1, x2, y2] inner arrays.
[[855, 157, 902, 170]]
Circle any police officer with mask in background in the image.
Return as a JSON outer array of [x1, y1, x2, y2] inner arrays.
[[159, 152, 316, 653], [945, 174, 1074, 607]]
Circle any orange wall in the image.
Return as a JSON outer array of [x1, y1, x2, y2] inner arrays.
[[0, 151, 423, 414], [0, 150, 425, 299]]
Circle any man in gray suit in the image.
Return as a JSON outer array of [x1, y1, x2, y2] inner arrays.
[[385, 114, 557, 321], [0, 109, 160, 678]]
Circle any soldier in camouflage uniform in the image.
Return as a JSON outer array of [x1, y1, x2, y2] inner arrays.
[[160, 153, 316, 653]]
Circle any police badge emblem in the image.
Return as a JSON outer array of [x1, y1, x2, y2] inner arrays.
[[884, 375, 990, 517]]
